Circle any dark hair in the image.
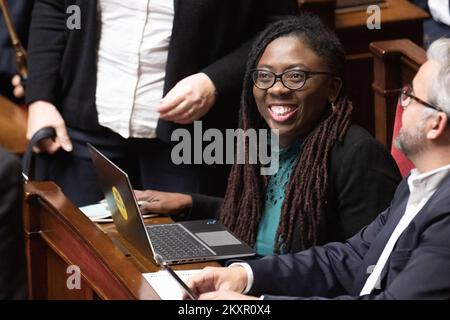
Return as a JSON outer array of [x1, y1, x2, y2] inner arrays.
[[219, 13, 353, 252]]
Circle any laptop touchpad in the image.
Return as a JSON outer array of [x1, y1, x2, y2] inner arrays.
[[195, 231, 242, 247]]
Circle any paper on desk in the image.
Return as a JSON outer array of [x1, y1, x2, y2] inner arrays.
[[143, 269, 202, 300], [79, 200, 157, 223], [79, 202, 111, 221]]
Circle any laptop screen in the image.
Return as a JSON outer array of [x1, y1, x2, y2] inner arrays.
[[87, 143, 156, 260]]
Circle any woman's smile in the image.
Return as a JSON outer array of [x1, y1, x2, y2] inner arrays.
[[268, 103, 299, 122]]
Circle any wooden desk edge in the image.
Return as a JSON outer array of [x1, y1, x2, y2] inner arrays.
[[24, 181, 159, 300]]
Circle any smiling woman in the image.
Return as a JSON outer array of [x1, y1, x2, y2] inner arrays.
[[252, 36, 341, 148], [137, 13, 402, 256], [215, 13, 401, 254]]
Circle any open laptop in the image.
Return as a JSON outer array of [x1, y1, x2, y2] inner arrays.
[[87, 143, 255, 265]]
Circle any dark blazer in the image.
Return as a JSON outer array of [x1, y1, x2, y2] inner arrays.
[[186, 125, 401, 250], [246, 172, 450, 300], [0, 147, 27, 299], [26, 0, 298, 140]]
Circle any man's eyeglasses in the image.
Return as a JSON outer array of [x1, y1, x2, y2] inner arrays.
[[251, 69, 334, 90], [399, 84, 441, 112]]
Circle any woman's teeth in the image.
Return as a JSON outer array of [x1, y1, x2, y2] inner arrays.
[[267, 105, 298, 122], [270, 105, 296, 115]]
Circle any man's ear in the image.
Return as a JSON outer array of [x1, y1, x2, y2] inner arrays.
[[427, 112, 448, 140], [328, 77, 342, 104]]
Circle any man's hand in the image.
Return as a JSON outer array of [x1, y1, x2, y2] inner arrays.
[[157, 73, 216, 124], [134, 190, 193, 214], [184, 266, 249, 299], [198, 290, 259, 300], [11, 75, 25, 98], [27, 100, 73, 154]]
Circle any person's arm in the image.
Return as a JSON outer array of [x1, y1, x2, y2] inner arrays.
[[26, 0, 66, 106], [134, 190, 223, 219], [332, 133, 401, 239], [25, 0, 72, 153], [246, 203, 394, 298], [184, 202, 395, 300], [185, 193, 223, 220], [257, 210, 450, 300]]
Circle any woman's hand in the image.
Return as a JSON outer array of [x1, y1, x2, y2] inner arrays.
[[134, 190, 193, 215], [11, 75, 24, 98], [157, 73, 216, 124]]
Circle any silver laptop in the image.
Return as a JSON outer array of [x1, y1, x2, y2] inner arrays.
[[87, 143, 255, 265]]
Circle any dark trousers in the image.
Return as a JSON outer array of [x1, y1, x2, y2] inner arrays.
[[35, 127, 229, 207]]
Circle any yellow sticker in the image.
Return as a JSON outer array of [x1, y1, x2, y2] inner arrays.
[[112, 186, 128, 221]]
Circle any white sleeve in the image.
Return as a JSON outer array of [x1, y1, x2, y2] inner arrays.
[[228, 262, 254, 294], [428, 0, 450, 26]]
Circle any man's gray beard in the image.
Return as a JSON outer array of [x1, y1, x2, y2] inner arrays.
[[394, 124, 426, 158]]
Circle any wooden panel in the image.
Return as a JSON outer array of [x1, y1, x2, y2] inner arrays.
[[334, 0, 428, 137], [45, 248, 95, 300], [370, 39, 426, 148], [0, 95, 27, 155]]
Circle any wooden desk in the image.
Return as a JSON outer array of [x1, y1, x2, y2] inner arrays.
[[0, 95, 27, 155], [334, 0, 428, 135], [24, 181, 219, 300]]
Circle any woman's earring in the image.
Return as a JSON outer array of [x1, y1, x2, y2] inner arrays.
[[330, 100, 337, 112]]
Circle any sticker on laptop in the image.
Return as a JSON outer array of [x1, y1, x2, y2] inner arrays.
[[112, 186, 128, 221]]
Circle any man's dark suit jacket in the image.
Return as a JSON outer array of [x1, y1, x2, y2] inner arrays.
[[0, 147, 27, 299], [246, 171, 450, 299], [26, 0, 298, 141]]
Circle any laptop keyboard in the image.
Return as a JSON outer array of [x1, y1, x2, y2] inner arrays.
[[146, 224, 213, 261]]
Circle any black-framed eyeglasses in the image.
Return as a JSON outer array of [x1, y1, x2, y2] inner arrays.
[[399, 84, 441, 112], [251, 68, 334, 90]]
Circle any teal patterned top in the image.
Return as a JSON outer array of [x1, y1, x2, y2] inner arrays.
[[255, 139, 303, 255]]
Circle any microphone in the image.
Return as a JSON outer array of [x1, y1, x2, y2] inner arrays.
[[153, 254, 198, 300]]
